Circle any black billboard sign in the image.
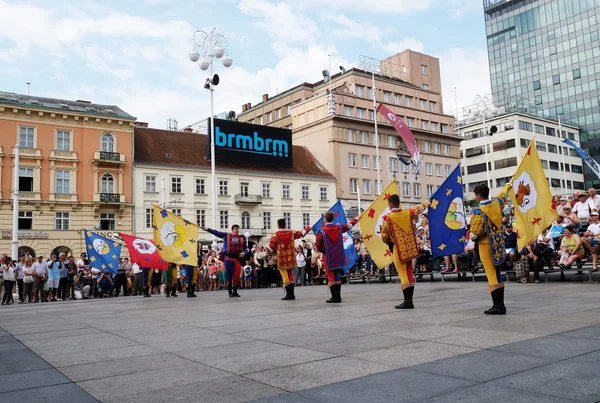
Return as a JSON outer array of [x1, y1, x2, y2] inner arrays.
[[207, 118, 293, 168]]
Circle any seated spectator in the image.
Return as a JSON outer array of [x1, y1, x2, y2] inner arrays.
[[415, 226, 431, 273], [74, 270, 92, 299], [562, 205, 580, 228], [589, 188, 600, 209], [573, 191, 596, 227], [96, 272, 114, 298], [548, 214, 566, 243], [558, 226, 585, 269], [457, 230, 475, 272], [556, 196, 569, 215], [503, 223, 518, 265], [530, 230, 555, 283], [581, 212, 600, 255], [442, 254, 459, 273]]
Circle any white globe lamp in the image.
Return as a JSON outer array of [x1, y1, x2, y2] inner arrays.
[[189, 49, 200, 62], [221, 55, 233, 68], [213, 45, 225, 59]]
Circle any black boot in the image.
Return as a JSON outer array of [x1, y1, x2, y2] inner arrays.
[[165, 285, 171, 298], [395, 286, 414, 309], [326, 285, 336, 303], [190, 284, 197, 298], [281, 284, 295, 300], [143, 286, 151, 298], [484, 287, 506, 315], [233, 285, 241, 297], [228, 283, 234, 298], [332, 284, 342, 303], [171, 286, 178, 297]]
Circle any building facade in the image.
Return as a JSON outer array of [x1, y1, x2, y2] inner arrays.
[[237, 50, 461, 212], [484, 0, 600, 187], [460, 111, 584, 199], [133, 126, 335, 245], [0, 92, 135, 258]]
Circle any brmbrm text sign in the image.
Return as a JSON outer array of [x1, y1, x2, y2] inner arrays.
[[208, 118, 293, 168]]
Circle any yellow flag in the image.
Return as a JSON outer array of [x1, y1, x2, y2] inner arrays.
[[358, 180, 398, 268], [510, 140, 558, 250], [152, 205, 199, 266]]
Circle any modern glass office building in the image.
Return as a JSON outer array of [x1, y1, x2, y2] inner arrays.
[[484, 0, 600, 187]]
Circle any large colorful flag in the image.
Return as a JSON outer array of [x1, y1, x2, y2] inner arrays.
[[429, 165, 466, 257], [119, 233, 168, 270], [564, 138, 600, 181], [510, 141, 558, 250], [377, 104, 420, 169], [312, 200, 358, 273], [84, 230, 121, 274], [358, 180, 397, 269], [152, 206, 199, 266]]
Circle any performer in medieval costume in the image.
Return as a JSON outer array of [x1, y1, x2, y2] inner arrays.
[[141, 267, 152, 298], [203, 224, 247, 298], [381, 194, 429, 309], [315, 212, 358, 303], [470, 182, 511, 315], [268, 218, 308, 300], [184, 264, 198, 298], [164, 263, 178, 298]]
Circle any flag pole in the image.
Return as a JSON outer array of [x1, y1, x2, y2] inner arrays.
[[372, 71, 381, 195], [357, 185, 361, 231], [558, 116, 568, 196], [161, 177, 166, 208]]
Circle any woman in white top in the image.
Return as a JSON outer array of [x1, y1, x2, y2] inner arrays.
[[22, 257, 34, 303], [2, 256, 16, 305], [294, 245, 307, 287]]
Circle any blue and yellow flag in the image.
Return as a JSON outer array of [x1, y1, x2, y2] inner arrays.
[[429, 165, 467, 257], [152, 205, 199, 266], [84, 230, 121, 274]]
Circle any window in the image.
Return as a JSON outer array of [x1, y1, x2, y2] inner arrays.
[[429, 102, 436, 112], [350, 178, 358, 194], [467, 162, 490, 174], [145, 175, 156, 192], [550, 178, 561, 188], [344, 106, 353, 116], [56, 130, 71, 151], [425, 162, 433, 176], [145, 208, 153, 229], [171, 177, 182, 193], [240, 182, 249, 197], [536, 142, 547, 152], [56, 170, 70, 194], [355, 86, 364, 97], [495, 157, 518, 169], [493, 139, 516, 151], [275, 109, 281, 120], [100, 213, 115, 230], [572, 165, 583, 174], [360, 132, 369, 144], [348, 153, 357, 167], [265, 112, 272, 123], [445, 165, 452, 177], [548, 144, 557, 153], [496, 177, 511, 187], [19, 168, 34, 192], [320, 186, 328, 201], [402, 183, 411, 197], [541, 160, 548, 169], [424, 142, 431, 153], [383, 91, 391, 102], [389, 158, 398, 172], [369, 109, 375, 121], [414, 184, 421, 198], [101, 174, 114, 193], [533, 80, 541, 91], [395, 94, 402, 105], [301, 185, 310, 200], [423, 84, 429, 90], [18, 211, 33, 230], [347, 129, 356, 142], [407, 118, 414, 128], [101, 133, 114, 152], [303, 213, 310, 228], [549, 161, 560, 170], [433, 143, 440, 154], [367, 87, 374, 100], [387, 136, 395, 148], [546, 127, 556, 137], [405, 96, 413, 108], [357, 108, 366, 119], [282, 184, 291, 199], [219, 211, 229, 229], [401, 163, 409, 174], [373, 156, 381, 170], [196, 209, 205, 227], [534, 124, 544, 134], [361, 155, 369, 169], [569, 149, 577, 157], [241, 211, 250, 229], [195, 179, 205, 194], [568, 132, 575, 141], [520, 138, 531, 148], [363, 179, 371, 194], [262, 183, 271, 198], [573, 181, 585, 190], [421, 65, 428, 75], [285, 104, 291, 115], [427, 185, 434, 197], [263, 212, 271, 229], [430, 122, 438, 132], [419, 99, 427, 110], [219, 180, 228, 195], [443, 144, 450, 155], [19, 127, 34, 148], [553, 74, 560, 85], [257, 116, 262, 125], [421, 120, 428, 130], [170, 209, 182, 216], [435, 164, 442, 177], [375, 180, 382, 195], [519, 121, 533, 131], [283, 212, 291, 229], [573, 68, 581, 79]]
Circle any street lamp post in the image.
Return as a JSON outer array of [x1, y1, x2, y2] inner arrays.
[[472, 94, 498, 190], [12, 144, 20, 259], [189, 29, 233, 247]]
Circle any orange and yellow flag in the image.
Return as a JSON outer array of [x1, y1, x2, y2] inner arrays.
[[358, 180, 398, 268], [510, 140, 558, 250]]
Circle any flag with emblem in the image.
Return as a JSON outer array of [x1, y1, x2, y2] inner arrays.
[[84, 230, 121, 274], [429, 165, 466, 257], [152, 205, 199, 266], [358, 180, 398, 269], [312, 200, 358, 273], [510, 140, 558, 250], [119, 233, 168, 270]]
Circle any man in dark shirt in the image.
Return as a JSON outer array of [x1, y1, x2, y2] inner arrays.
[[503, 223, 518, 265]]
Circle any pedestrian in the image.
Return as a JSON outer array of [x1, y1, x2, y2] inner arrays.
[[16, 255, 26, 304], [47, 254, 61, 302], [131, 262, 142, 296], [294, 245, 307, 287], [22, 257, 34, 303], [66, 256, 77, 300], [31, 255, 47, 303], [1, 256, 16, 305]]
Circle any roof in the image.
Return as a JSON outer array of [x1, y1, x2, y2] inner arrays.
[[0, 91, 135, 120], [134, 127, 335, 179]]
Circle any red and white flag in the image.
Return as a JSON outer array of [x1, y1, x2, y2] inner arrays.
[[119, 233, 168, 270], [377, 104, 420, 167]]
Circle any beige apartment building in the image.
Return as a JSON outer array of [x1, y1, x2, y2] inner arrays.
[[237, 50, 461, 211]]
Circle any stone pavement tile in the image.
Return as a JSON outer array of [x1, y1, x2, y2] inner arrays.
[[416, 382, 581, 403], [340, 320, 429, 335], [296, 368, 476, 403], [553, 325, 600, 341], [179, 340, 290, 363], [351, 341, 478, 369], [0, 340, 28, 352], [311, 316, 387, 330], [0, 349, 51, 375], [238, 323, 324, 340], [245, 357, 395, 392], [0, 368, 70, 393], [22, 332, 136, 350], [380, 324, 472, 341], [36, 344, 160, 367], [1, 322, 87, 336], [408, 312, 483, 325], [58, 352, 192, 382], [76, 362, 228, 401], [249, 392, 319, 403], [204, 347, 336, 375], [147, 333, 250, 352], [119, 325, 215, 343], [103, 374, 283, 403], [0, 383, 99, 403], [451, 316, 586, 335], [0, 329, 9, 337], [489, 357, 600, 402], [411, 350, 554, 382], [438, 328, 539, 349], [306, 334, 417, 356], [14, 328, 96, 342], [267, 329, 371, 347], [491, 335, 600, 360]]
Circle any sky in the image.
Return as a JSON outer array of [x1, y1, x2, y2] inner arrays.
[[0, 0, 491, 128]]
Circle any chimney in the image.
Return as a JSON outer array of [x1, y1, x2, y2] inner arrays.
[[135, 121, 149, 128], [247, 103, 252, 109], [262, 94, 269, 102], [242, 104, 248, 112], [183, 127, 193, 133]]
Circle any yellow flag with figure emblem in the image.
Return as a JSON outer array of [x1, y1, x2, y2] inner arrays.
[[510, 140, 558, 250], [358, 180, 398, 268], [152, 205, 199, 266]]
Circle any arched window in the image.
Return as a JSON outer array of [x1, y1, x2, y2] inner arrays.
[[101, 174, 114, 193], [241, 211, 250, 229], [101, 133, 115, 152], [51, 246, 72, 259], [18, 246, 36, 259]]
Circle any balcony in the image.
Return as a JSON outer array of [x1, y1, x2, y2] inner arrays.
[[93, 151, 126, 164], [234, 194, 262, 205], [50, 150, 78, 162], [93, 193, 126, 203], [241, 228, 267, 237]]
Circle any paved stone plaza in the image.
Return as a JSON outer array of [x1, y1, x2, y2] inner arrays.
[[1, 280, 600, 402]]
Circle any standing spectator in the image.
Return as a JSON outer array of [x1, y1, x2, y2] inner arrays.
[[22, 257, 34, 303], [589, 188, 600, 209], [1, 256, 15, 305], [302, 240, 312, 283], [114, 258, 131, 297], [0, 256, 3, 303], [47, 254, 61, 302], [76, 253, 89, 271], [255, 246, 266, 288], [57, 253, 69, 301], [131, 262, 142, 296], [294, 245, 307, 286], [66, 256, 77, 300], [16, 255, 25, 304], [243, 260, 252, 289], [32, 255, 47, 303]]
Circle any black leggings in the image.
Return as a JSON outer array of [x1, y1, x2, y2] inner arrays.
[[2, 281, 14, 304]]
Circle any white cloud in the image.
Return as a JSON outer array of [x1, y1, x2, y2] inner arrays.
[[323, 14, 388, 43], [378, 38, 425, 55], [300, 0, 432, 14]]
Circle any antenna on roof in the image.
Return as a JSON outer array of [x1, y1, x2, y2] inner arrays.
[[167, 118, 178, 131], [26, 82, 30, 95]]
